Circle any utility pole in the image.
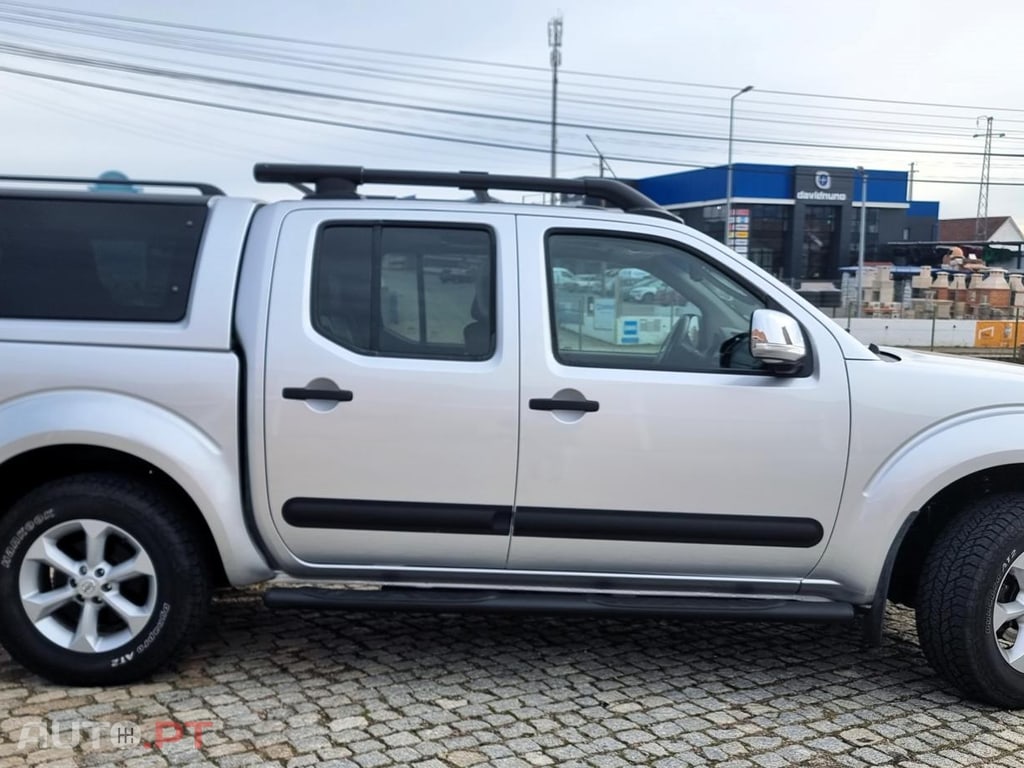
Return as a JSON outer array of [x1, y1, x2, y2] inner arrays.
[[973, 116, 1005, 241], [908, 161, 916, 202], [856, 167, 868, 318], [586, 134, 616, 178], [725, 85, 754, 244], [548, 14, 563, 184]]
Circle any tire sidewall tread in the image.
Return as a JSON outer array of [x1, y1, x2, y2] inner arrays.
[[917, 492, 1024, 708], [0, 473, 209, 686]]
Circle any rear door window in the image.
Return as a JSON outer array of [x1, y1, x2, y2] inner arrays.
[[312, 223, 495, 360]]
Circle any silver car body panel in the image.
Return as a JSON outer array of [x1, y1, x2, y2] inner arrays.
[[0, 196, 272, 585], [0, 346, 271, 584], [5, 194, 1024, 602], [811, 349, 1024, 601], [260, 208, 520, 567], [511, 214, 850, 577]]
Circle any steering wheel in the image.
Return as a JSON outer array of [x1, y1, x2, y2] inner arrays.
[[656, 316, 707, 370], [718, 332, 748, 369], [718, 331, 768, 371]]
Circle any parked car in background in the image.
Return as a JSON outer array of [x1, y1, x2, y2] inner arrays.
[[552, 266, 584, 291], [439, 265, 476, 283], [574, 273, 604, 293], [628, 276, 682, 305], [605, 267, 650, 289]]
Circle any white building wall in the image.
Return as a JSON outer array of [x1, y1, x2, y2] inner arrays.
[[843, 319, 977, 348], [991, 218, 1024, 242]]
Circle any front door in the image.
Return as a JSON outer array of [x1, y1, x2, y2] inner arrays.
[[263, 209, 519, 567], [509, 216, 850, 581]]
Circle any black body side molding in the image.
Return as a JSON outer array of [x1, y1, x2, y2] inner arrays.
[[283, 498, 512, 535], [514, 508, 824, 548], [281, 499, 823, 547]]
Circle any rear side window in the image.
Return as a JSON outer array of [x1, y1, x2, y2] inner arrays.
[[312, 223, 495, 360], [0, 198, 207, 322]]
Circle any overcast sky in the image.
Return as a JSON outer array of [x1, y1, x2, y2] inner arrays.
[[2, 0, 1023, 220]]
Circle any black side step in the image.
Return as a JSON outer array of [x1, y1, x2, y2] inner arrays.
[[263, 587, 855, 623]]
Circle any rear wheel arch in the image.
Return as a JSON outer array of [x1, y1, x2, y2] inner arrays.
[[0, 471, 212, 684], [0, 445, 226, 588]]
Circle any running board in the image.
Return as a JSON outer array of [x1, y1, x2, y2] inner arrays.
[[263, 587, 855, 622]]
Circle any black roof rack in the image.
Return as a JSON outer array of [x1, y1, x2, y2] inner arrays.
[[0, 174, 224, 196], [253, 163, 679, 222]]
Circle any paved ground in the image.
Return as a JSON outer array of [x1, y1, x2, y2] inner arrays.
[[2, 593, 1024, 768]]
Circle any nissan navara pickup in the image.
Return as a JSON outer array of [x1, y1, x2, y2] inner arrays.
[[1, 166, 1024, 707]]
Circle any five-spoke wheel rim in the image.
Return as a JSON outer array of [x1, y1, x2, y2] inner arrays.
[[994, 552, 1024, 671], [17, 519, 157, 654]]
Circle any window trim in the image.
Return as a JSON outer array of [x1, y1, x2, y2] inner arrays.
[[310, 220, 498, 362], [543, 227, 813, 378]]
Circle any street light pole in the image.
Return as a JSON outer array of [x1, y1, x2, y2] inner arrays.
[[724, 85, 754, 246], [856, 166, 868, 318]]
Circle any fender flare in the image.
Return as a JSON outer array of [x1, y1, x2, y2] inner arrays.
[[0, 389, 273, 585], [811, 408, 1024, 603]]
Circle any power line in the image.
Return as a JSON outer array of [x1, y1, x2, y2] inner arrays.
[[4, 43, 1023, 162], [2, 0, 1024, 119], [4, 13, 1024, 188], [13, 25, 1021, 146], [6, 64, 1024, 191], [5, 6, 1024, 155], [0, 0, 554, 73], [0, 64, 707, 171]]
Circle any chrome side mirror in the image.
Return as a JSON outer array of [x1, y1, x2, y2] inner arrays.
[[750, 309, 806, 369]]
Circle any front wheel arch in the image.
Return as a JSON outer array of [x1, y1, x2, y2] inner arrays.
[[888, 464, 1024, 607]]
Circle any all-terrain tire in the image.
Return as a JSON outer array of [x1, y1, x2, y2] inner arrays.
[[0, 473, 210, 686], [917, 493, 1024, 708]]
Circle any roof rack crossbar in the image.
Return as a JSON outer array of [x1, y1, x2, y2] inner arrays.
[[0, 174, 224, 196], [253, 164, 679, 221]]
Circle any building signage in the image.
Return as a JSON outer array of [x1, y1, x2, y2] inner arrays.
[[728, 208, 750, 254], [794, 167, 853, 203], [797, 190, 848, 201]]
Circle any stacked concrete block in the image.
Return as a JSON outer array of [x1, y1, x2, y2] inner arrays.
[[875, 265, 894, 305], [911, 266, 933, 289], [978, 269, 1011, 309]]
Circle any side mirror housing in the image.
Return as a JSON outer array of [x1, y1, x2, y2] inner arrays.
[[750, 309, 807, 374]]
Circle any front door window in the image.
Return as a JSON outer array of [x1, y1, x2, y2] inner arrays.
[[546, 232, 767, 373]]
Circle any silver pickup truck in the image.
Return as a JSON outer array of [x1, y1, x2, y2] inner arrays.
[[2, 166, 1024, 707]]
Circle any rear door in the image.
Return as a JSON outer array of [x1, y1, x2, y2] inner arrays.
[[263, 209, 519, 567]]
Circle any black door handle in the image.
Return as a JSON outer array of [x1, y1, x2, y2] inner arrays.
[[283, 387, 354, 402], [529, 398, 599, 413]]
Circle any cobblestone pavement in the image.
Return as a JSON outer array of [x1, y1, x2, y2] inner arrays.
[[2, 593, 1024, 768]]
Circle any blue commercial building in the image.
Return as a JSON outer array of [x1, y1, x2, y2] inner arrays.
[[633, 164, 940, 284]]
